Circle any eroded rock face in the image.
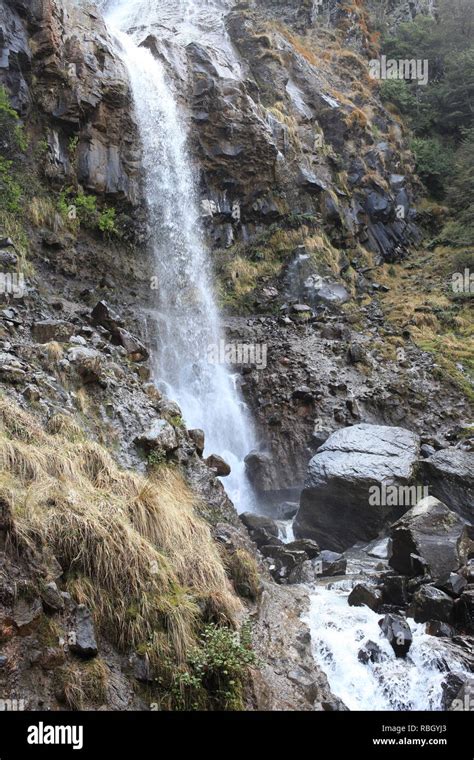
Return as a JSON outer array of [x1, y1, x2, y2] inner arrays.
[[1, 0, 140, 205], [389, 497, 467, 579], [294, 424, 420, 551], [422, 449, 474, 522]]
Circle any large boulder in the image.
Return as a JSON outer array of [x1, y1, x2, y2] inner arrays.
[[389, 496, 467, 579], [134, 419, 178, 454], [411, 585, 454, 624], [294, 424, 420, 551], [422, 449, 474, 522], [348, 584, 382, 612], [379, 613, 412, 658]]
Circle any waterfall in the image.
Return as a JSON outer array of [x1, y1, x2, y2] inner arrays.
[[103, 0, 256, 510]]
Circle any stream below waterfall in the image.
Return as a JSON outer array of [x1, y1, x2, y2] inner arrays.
[[303, 549, 472, 711]]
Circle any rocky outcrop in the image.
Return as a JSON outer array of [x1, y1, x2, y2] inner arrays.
[[294, 424, 420, 551], [248, 580, 343, 710], [389, 496, 468, 579], [422, 449, 474, 522], [1, 0, 140, 205]]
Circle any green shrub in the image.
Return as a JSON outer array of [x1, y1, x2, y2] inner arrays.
[[411, 138, 455, 200], [98, 207, 117, 235], [58, 187, 118, 236], [164, 623, 256, 710], [0, 86, 26, 213]]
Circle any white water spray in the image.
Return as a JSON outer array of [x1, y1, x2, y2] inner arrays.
[[103, 0, 256, 509], [306, 581, 471, 711]]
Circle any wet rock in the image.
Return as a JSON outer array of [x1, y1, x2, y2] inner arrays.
[[114, 328, 149, 362], [426, 620, 455, 638], [358, 640, 384, 664], [275, 501, 299, 520], [422, 449, 474, 521], [411, 585, 454, 624], [389, 496, 467, 579], [379, 613, 412, 657], [455, 589, 474, 633], [32, 320, 74, 344], [244, 450, 274, 492], [366, 538, 390, 559], [445, 675, 474, 711], [240, 512, 280, 548], [315, 282, 349, 308], [261, 544, 307, 581], [317, 550, 347, 576], [288, 559, 321, 584], [285, 539, 320, 559], [295, 424, 420, 551], [287, 666, 320, 702], [381, 575, 409, 607], [348, 584, 382, 612], [134, 420, 178, 454], [40, 581, 64, 612], [91, 300, 124, 331], [188, 428, 205, 456], [205, 454, 231, 477], [435, 573, 468, 598], [69, 605, 98, 658]]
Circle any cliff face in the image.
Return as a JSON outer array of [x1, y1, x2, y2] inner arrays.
[[1, 0, 140, 204]]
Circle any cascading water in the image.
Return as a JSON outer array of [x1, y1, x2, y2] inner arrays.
[[103, 0, 256, 509], [306, 582, 471, 711]]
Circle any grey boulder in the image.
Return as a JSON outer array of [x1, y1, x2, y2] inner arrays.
[[294, 424, 420, 551], [389, 496, 467, 579], [422, 449, 474, 522]]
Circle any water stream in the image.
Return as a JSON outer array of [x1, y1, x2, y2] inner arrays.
[[103, 0, 256, 510]]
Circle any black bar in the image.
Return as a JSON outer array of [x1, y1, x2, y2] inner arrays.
[[0, 711, 470, 758]]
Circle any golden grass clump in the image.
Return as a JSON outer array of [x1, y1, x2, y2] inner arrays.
[[0, 396, 241, 667]]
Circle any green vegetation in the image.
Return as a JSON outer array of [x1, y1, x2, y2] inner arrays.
[[380, 0, 473, 214], [162, 622, 256, 710], [58, 187, 118, 237], [0, 86, 26, 214]]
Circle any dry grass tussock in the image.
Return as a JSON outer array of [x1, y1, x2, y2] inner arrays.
[[0, 397, 241, 666]]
